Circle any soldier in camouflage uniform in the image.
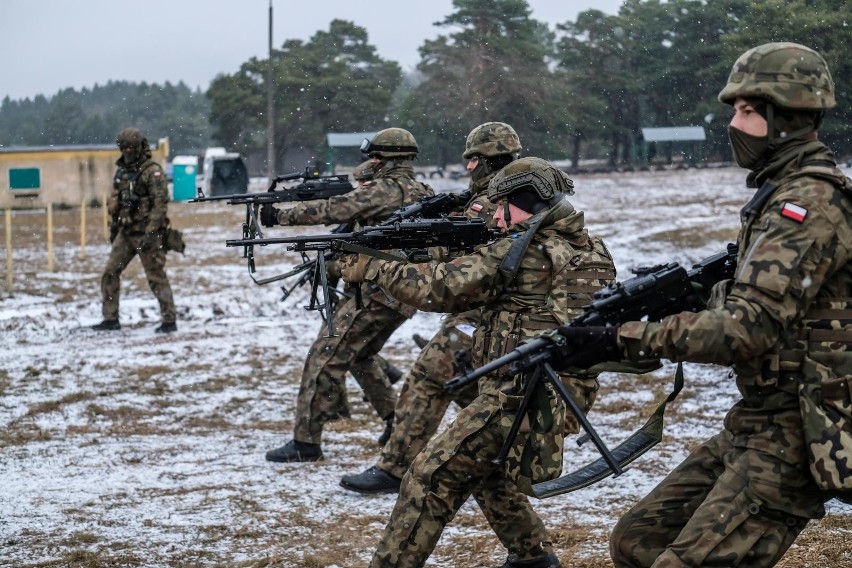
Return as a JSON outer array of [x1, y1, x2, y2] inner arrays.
[[547, 43, 851, 567], [261, 128, 433, 462], [342, 157, 616, 568], [92, 128, 177, 333], [340, 122, 525, 494]]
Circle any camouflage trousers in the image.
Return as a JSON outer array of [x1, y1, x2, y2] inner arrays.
[[378, 313, 479, 479], [100, 230, 176, 323], [293, 289, 408, 444], [370, 389, 554, 568], [610, 425, 828, 567]]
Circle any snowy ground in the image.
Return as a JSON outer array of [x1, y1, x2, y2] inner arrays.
[[1, 167, 850, 567]]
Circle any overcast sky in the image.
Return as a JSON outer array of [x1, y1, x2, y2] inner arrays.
[[0, 0, 624, 101]]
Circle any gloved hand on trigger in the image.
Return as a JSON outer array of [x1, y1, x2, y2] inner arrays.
[[340, 254, 373, 284], [544, 326, 620, 371], [260, 204, 280, 227]]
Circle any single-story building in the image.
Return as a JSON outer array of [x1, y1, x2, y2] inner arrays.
[[0, 139, 169, 208]]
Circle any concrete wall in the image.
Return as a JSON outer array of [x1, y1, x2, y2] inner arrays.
[[0, 139, 168, 209]]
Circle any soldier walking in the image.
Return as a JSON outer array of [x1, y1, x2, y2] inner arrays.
[[546, 42, 852, 567], [92, 128, 177, 333], [261, 128, 433, 462], [342, 157, 616, 567]]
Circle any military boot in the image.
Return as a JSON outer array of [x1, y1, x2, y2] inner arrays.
[[378, 413, 394, 445], [412, 333, 430, 349], [92, 319, 121, 331], [339, 466, 401, 494], [155, 322, 177, 333], [497, 553, 561, 568], [265, 440, 323, 463]]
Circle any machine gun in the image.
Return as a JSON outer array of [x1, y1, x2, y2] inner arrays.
[[190, 166, 356, 285], [277, 190, 473, 301], [227, 216, 496, 255], [444, 243, 739, 498], [270, 190, 476, 334], [190, 165, 353, 205], [227, 217, 499, 336], [381, 190, 471, 225]]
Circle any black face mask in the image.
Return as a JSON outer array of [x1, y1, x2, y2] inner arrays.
[[470, 159, 489, 183], [121, 146, 141, 167], [727, 125, 769, 170]]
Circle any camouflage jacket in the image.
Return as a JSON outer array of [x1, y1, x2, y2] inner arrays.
[[277, 160, 433, 227], [364, 197, 616, 389], [463, 170, 500, 227], [620, 140, 852, 467], [109, 152, 168, 234]]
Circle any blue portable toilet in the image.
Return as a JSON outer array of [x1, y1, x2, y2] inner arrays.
[[172, 155, 198, 201]]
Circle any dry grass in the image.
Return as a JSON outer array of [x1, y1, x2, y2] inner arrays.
[[2, 173, 851, 567]]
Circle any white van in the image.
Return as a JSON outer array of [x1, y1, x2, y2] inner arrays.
[[196, 147, 249, 197]]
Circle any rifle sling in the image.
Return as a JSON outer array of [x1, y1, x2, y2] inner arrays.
[[532, 362, 685, 499]]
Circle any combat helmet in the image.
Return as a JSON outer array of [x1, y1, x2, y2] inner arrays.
[[463, 122, 522, 159], [116, 127, 145, 149], [360, 128, 418, 159], [717, 42, 835, 110], [487, 156, 574, 208]]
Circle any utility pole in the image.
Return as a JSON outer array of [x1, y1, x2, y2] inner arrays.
[[266, 0, 275, 179]]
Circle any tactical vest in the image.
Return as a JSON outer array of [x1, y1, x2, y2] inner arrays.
[[472, 230, 616, 371], [113, 160, 159, 231]]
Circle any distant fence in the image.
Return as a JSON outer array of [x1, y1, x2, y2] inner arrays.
[[2, 196, 110, 293]]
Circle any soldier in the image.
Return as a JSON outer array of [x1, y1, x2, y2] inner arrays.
[[545, 43, 851, 567], [342, 157, 616, 567], [261, 128, 433, 462], [340, 122, 524, 494], [92, 128, 177, 333]]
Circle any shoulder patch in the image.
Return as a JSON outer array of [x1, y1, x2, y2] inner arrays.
[[153, 171, 162, 178], [780, 202, 807, 223], [469, 203, 483, 212]]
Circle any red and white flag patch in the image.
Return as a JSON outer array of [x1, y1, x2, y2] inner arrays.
[[470, 203, 483, 212], [780, 202, 807, 223]]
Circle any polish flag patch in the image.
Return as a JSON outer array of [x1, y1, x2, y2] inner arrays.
[[153, 171, 162, 178], [470, 203, 483, 212], [780, 202, 807, 223]]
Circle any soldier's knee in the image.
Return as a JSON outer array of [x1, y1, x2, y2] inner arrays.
[[609, 515, 648, 568]]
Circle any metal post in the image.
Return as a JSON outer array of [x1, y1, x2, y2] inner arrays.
[[266, 0, 275, 180], [80, 199, 87, 260], [5, 209, 12, 293], [47, 203, 54, 272]]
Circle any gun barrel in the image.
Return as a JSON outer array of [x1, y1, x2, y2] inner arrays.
[[225, 232, 355, 248]]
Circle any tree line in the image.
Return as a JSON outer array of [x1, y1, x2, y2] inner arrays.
[[1, 0, 850, 170]]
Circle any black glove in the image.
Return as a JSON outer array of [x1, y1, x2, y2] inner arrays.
[[260, 204, 280, 227], [109, 225, 119, 244], [140, 232, 161, 253], [545, 325, 620, 371]]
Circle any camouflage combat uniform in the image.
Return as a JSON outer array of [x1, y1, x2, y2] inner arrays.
[[376, 175, 499, 479], [281, 160, 433, 445], [610, 43, 852, 568], [354, 122, 530, 484], [361, 192, 615, 567], [101, 137, 176, 324]]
